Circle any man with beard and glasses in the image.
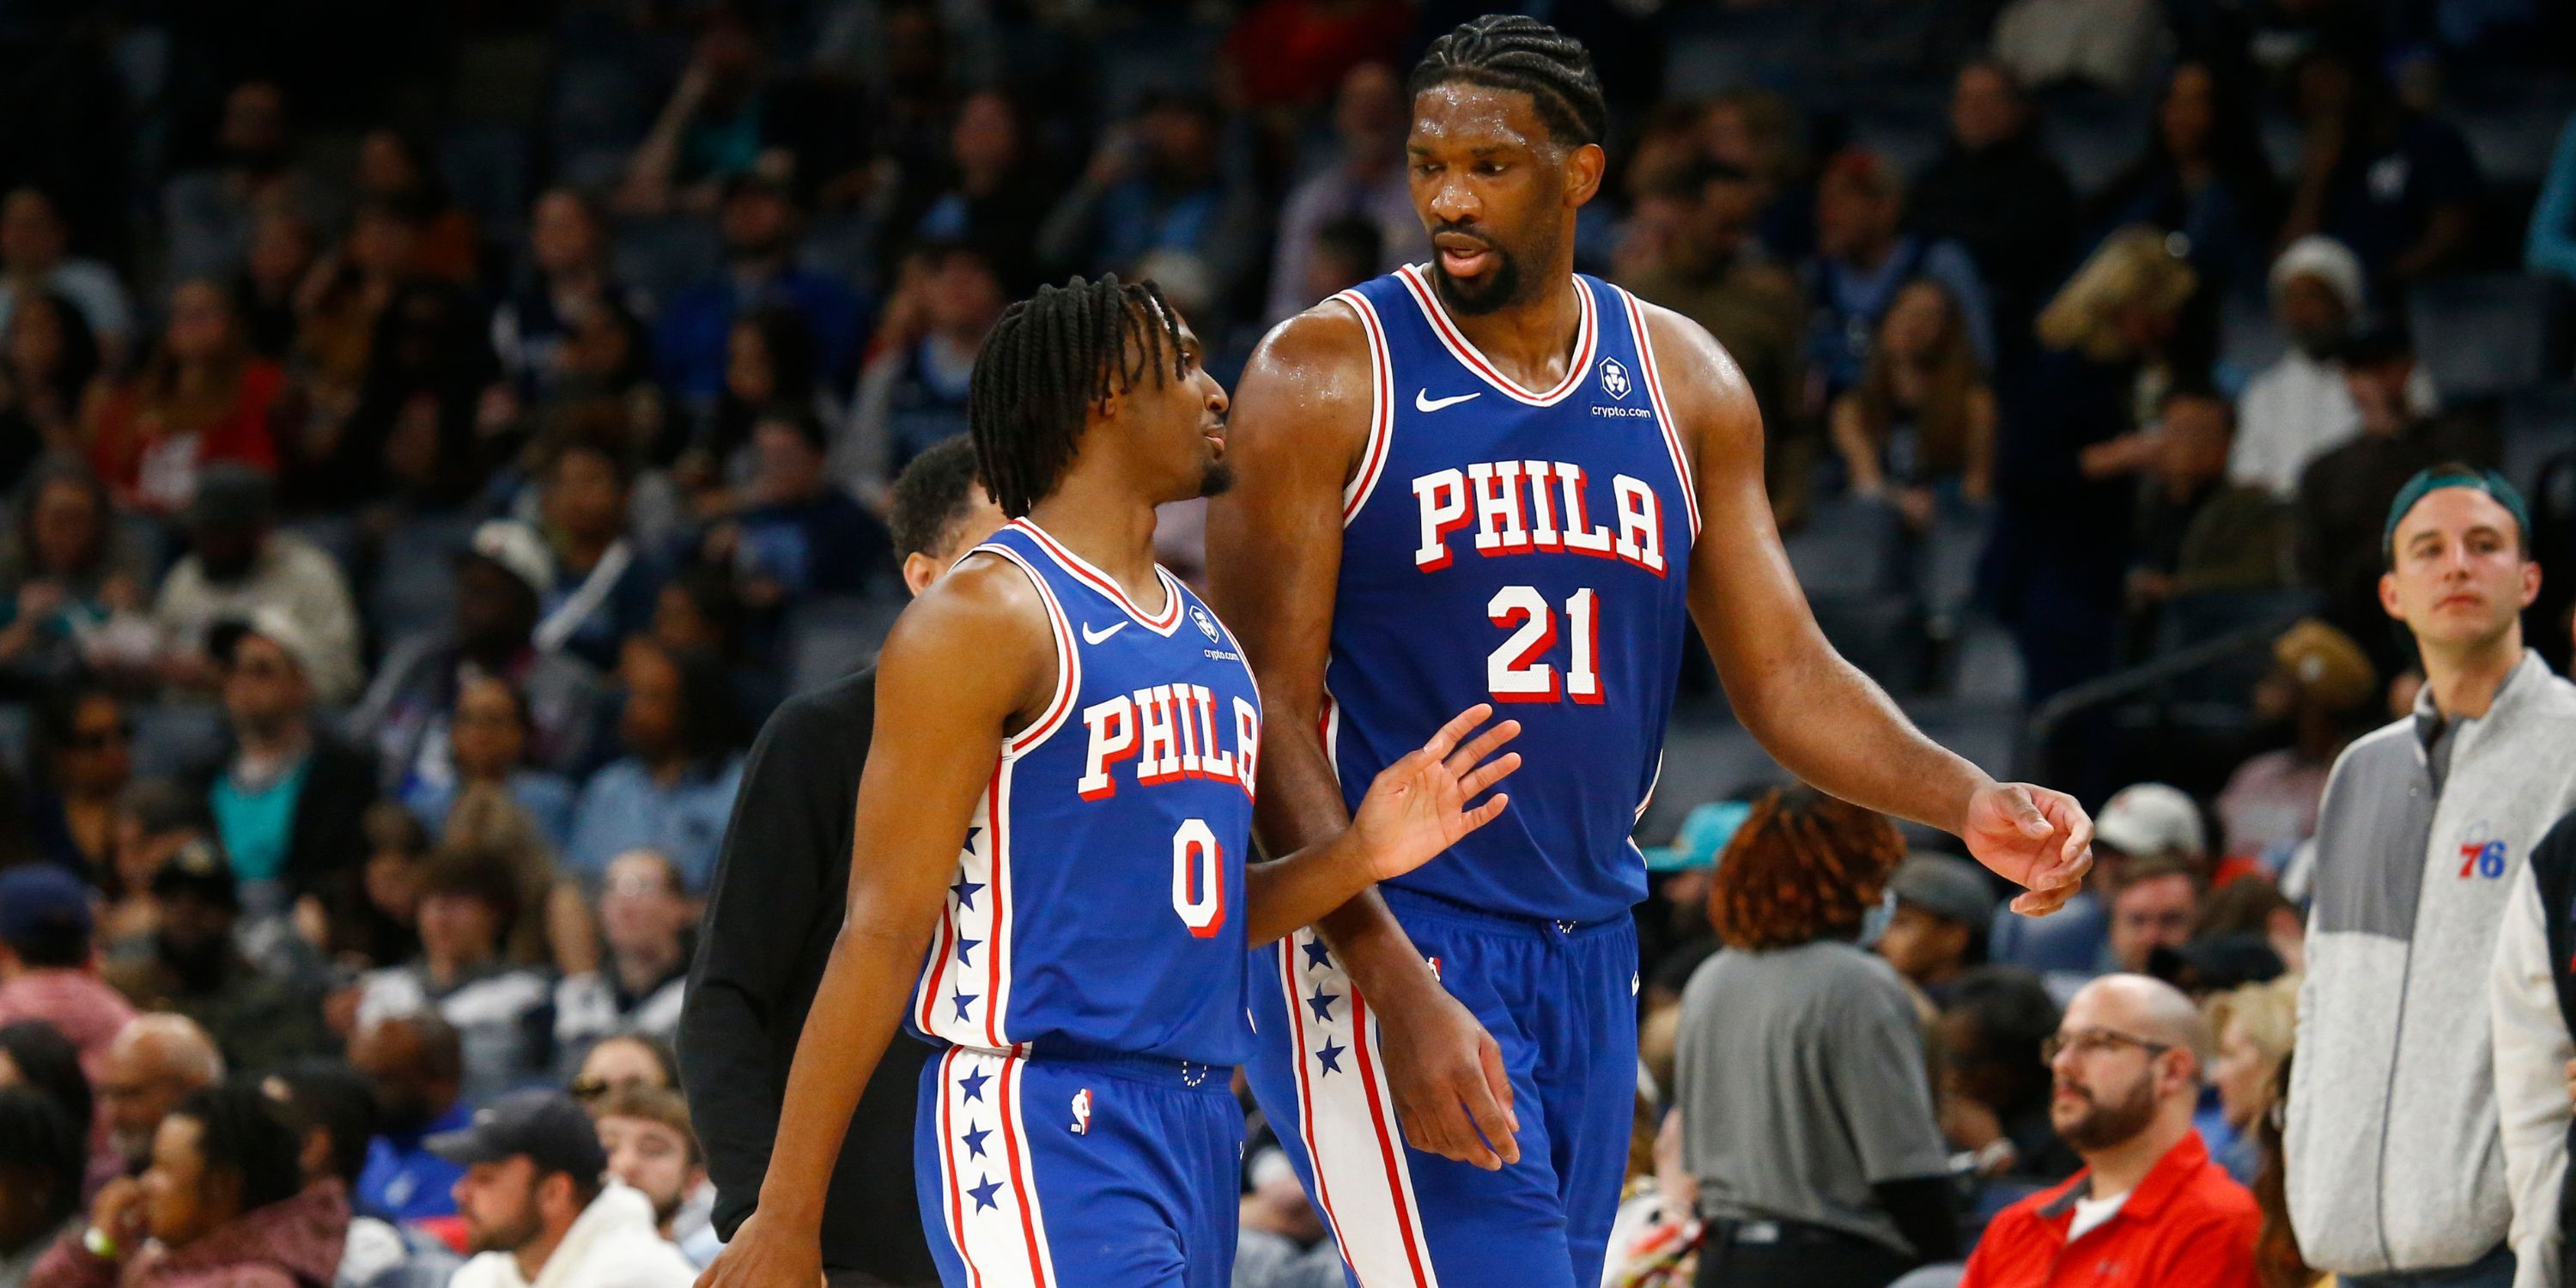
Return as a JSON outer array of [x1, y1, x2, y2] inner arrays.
[[1961, 974, 2259, 1286], [1206, 16, 2093, 1286], [103, 842, 331, 1076], [697, 274, 1518, 1288], [440, 1091, 695, 1288], [349, 1012, 472, 1224]]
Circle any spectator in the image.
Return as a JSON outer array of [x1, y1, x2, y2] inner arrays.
[[0, 866, 137, 1083], [100, 783, 214, 957], [2092, 60, 2281, 298], [1905, 62, 2077, 347], [161, 82, 330, 285], [2527, 110, 2576, 285], [2231, 236, 2439, 499], [1218, 0, 1410, 112], [261, 1061, 460, 1288], [84, 280, 283, 519], [151, 465, 364, 704], [891, 89, 1054, 295], [101, 847, 331, 1078], [588, 1084, 715, 1266], [1, 1018, 115, 1204], [2294, 327, 2500, 674], [0, 462, 151, 690], [714, 410, 896, 608], [360, 518, 611, 789], [1614, 161, 1810, 522], [1959, 975, 2260, 1286], [2205, 975, 2299, 1186], [1704, 89, 1815, 264], [2099, 781, 2209, 877], [0, 1085, 85, 1288], [338, 279, 500, 510], [1261, 63, 1428, 325], [2108, 860, 2203, 977], [1634, 799, 1747, 1006], [538, 306, 671, 469], [1940, 966, 2083, 1188], [1676, 787, 1959, 1285], [234, 211, 316, 361], [552, 851, 690, 1076], [437, 1090, 696, 1288], [354, 850, 551, 1106], [1802, 149, 1995, 404], [94, 1017, 223, 1171], [571, 1035, 677, 1103], [562, 640, 746, 890], [1990, 0, 2172, 94], [28, 1082, 348, 1288], [1831, 277, 1996, 532], [1877, 853, 1997, 1005], [347, 1012, 471, 1224], [652, 173, 865, 407], [533, 435, 663, 673], [334, 804, 429, 973], [197, 611, 378, 925], [681, 306, 827, 505], [1036, 94, 1261, 311], [0, 295, 100, 489], [400, 676, 579, 853], [2216, 619, 2377, 866], [612, 14, 788, 217], [2192, 878, 2307, 977], [348, 129, 472, 283], [0, 189, 132, 365], [841, 241, 1003, 508], [679, 436, 999, 1288], [2289, 469, 2576, 1288], [26, 685, 134, 874], [2277, 50, 2482, 288], [290, 203, 417, 456], [2125, 385, 2293, 621]]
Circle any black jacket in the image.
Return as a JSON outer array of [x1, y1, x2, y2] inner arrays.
[[196, 731, 379, 919], [679, 665, 933, 1280], [2523, 811, 2576, 1247]]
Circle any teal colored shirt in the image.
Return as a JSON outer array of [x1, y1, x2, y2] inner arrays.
[[210, 758, 312, 884]]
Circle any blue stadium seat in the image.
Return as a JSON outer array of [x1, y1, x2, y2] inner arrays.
[[2503, 383, 2576, 490], [2408, 273, 2565, 402]]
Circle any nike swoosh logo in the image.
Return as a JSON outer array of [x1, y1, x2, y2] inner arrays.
[[1415, 389, 1483, 413], [1081, 621, 1127, 646]]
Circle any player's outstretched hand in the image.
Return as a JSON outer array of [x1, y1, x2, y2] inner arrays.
[[1964, 781, 2094, 915], [693, 1212, 823, 1288], [1350, 703, 1521, 884]]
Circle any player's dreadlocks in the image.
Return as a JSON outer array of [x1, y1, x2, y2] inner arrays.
[[1410, 15, 1607, 149], [968, 275, 1185, 518]]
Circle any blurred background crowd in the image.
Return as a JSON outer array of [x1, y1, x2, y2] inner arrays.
[[0, 0, 2569, 1285]]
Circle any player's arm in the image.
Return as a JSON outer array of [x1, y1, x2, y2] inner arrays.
[[1646, 304, 2091, 914], [1243, 702, 1521, 946], [1206, 304, 1523, 1170], [694, 557, 1052, 1288]]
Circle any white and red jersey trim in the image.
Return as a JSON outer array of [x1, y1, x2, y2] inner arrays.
[[1333, 289, 1397, 526], [1390, 264, 1597, 408], [1613, 287, 1702, 540], [1008, 517, 1185, 636]]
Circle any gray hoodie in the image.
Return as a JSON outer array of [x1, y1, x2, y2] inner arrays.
[[2287, 651, 2576, 1276]]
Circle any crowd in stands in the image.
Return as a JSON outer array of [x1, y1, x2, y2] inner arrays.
[[0, 2, 2567, 1288]]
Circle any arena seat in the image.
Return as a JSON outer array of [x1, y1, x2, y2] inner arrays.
[[2409, 273, 2564, 402]]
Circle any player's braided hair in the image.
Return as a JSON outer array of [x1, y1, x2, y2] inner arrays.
[[1409, 14, 1607, 149], [968, 275, 1185, 518], [1706, 787, 1906, 951]]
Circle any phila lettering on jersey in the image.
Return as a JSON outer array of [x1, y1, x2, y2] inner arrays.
[[1325, 266, 1699, 923], [909, 518, 1261, 1067]]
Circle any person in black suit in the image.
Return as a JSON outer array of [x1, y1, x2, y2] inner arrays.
[[680, 436, 1002, 1288]]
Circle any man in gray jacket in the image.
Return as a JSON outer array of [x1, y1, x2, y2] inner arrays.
[[2287, 467, 2576, 1288]]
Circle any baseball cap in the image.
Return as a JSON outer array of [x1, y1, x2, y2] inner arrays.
[[148, 840, 239, 913], [2380, 465, 2530, 562], [2094, 783, 2205, 860], [2148, 933, 2285, 994], [462, 520, 556, 601], [1643, 800, 1753, 873], [0, 864, 94, 947], [208, 606, 327, 683], [2272, 618, 2375, 714], [1887, 854, 1996, 927], [185, 464, 276, 532], [426, 1089, 607, 1180]]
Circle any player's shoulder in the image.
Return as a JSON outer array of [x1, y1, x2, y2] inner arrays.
[[884, 549, 1052, 666], [1246, 294, 1373, 381]]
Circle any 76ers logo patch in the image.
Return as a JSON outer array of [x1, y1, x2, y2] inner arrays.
[[1599, 356, 1631, 400]]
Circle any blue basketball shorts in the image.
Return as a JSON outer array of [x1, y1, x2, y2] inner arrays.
[[1242, 887, 1640, 1288], [913, 1042, 1243, 1288]]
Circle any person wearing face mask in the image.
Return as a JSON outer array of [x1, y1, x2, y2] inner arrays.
[[2231, 236, 2440, 499], [102, 844, 331, 1077]]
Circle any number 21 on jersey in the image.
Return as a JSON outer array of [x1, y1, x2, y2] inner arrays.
[[1488, 586, 1601, 704]]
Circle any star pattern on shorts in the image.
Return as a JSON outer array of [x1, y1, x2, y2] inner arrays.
[[956, 937, 981, 967], [1302, 939, 1333, 971], [950, 876, 984, 910], [1306, 985, 1340, 1024], [959, 1067, 990, 1103], [951, 991, 978, 1022], [1315, 1038, 1346, 1077], [959, 1122, 990, 1160], [968, 1176, 1001, 1212]]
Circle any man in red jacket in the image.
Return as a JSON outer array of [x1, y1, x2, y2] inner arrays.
[[1963, 974, 2260, 1287]]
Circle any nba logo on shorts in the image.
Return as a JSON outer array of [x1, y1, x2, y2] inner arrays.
[[1598, 356, 1631, 400], [1070, 1088, 1092, 1135], [1192, 605, 1221, 642]]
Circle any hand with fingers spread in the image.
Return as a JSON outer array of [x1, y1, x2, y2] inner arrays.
[[1964, 781, 2095, 915], [1349, 703, 1522, 884]]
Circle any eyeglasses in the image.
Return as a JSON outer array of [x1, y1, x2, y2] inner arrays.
[[2041, 1028, 2172, 1063]]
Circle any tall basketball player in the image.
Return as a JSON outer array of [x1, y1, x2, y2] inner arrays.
[[1206, 17, 2097, 1287], [695, 276, 1521, 1288]]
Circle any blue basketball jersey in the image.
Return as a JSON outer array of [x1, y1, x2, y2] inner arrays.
[[910, 519, 1261, 1067], [1326, 266, 1699, 924]]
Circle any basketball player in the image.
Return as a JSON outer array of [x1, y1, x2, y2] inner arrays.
[[695, 276, 1522, 1288], [1206, 17, 2096, 1287]]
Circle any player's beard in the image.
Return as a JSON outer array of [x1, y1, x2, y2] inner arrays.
[[1431, 240, 1522, 316], [1198, 458, 1236, 499]]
